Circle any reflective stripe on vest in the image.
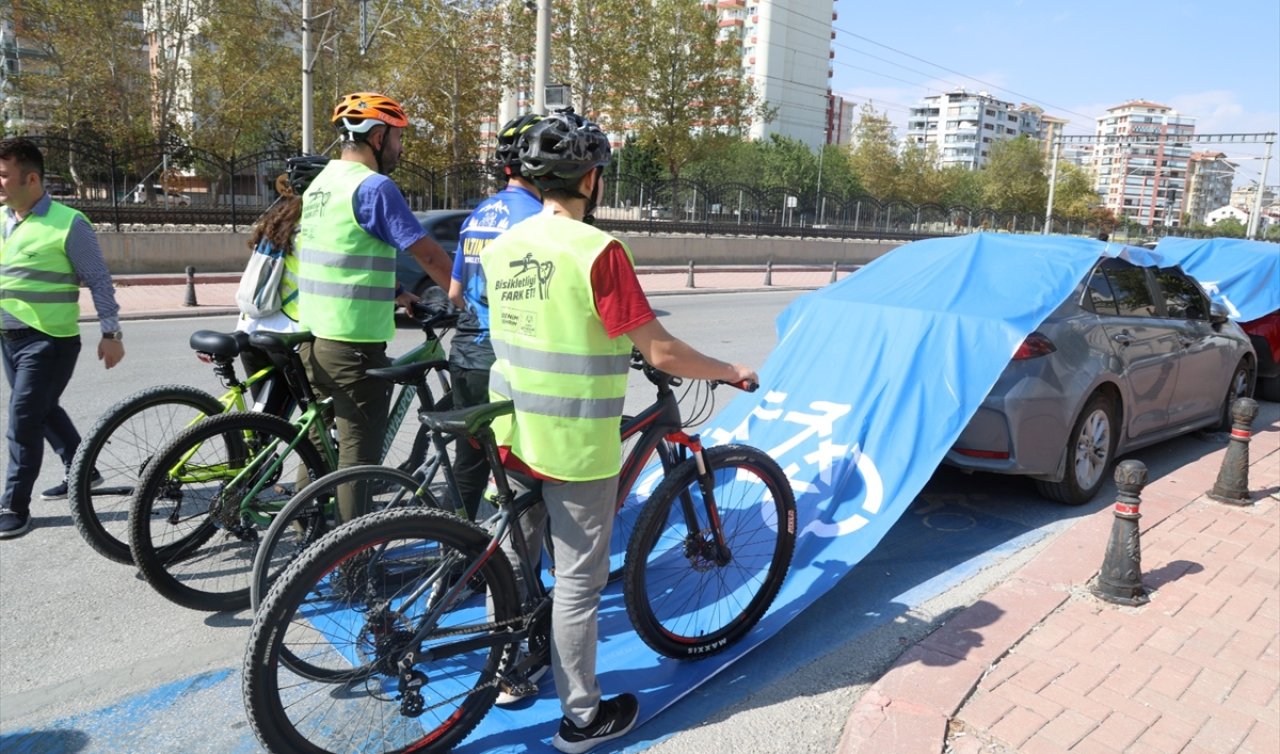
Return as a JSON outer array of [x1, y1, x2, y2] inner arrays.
[[0, 201, 82, 336], [295, 161, 397, 342], [483, 214, 634, 481], [280, 251, 300, 321]]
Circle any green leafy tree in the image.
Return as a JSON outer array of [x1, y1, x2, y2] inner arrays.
[[1209, 216, 1247, 238], [939, 165, 983, 208], [895, 141, 949, 205], [848, 104, 899, 200], [978, 136, 1047, 215], [1050, 162, 1103, 222], [625, 0, 756, 179]]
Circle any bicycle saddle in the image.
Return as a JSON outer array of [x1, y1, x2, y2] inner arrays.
[[188, 330, 250, 358], [248, 331, 316, 353], [419, 400, 514, 437], [366, 359, 449, 386]]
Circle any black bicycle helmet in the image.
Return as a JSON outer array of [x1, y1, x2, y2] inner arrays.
[[285, 155, 330, 194], [519, 108, 612, 192], [495, 113, 543, 177]]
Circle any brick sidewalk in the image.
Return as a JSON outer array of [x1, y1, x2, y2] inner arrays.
[[838, 415, 1280, 754]]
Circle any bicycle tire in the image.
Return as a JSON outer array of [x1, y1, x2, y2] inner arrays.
[[68, 384, 224, 564], [244, 507, 521, 754], [129, 411, 330, 612], [624, 444, 796, 659], [250, 464, 442, 612]]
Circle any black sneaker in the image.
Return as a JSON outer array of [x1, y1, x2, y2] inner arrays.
[[551, 693, 639, 754], [40, 469, 103, 500], [0, 508, 32, 539]]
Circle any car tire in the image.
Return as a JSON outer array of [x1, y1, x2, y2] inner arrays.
[[1216, 359, 1254, 430], [1035, 392, 1117, 506], [1259, 374, 1280, 403]]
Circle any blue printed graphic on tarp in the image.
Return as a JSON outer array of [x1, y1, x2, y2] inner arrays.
[[1154, 237, 1280, 321], [302, 234, 1137, 752]]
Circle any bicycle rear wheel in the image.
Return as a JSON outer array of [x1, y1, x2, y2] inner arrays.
[[68, 385, 223, 564], [129, 411, 330, 612], [244, 507, 520, 754], [624, 444, 796, 658], [250, 464, 442, 612]]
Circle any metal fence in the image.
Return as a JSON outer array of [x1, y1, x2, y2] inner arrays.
[[24, 135, 1226, 241]]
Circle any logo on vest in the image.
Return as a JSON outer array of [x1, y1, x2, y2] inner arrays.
[[494, 253, 556, 302]]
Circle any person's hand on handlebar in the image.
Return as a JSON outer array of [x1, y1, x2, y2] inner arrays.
[[396, 289, 421, 311], [725, 364, 759, 391]]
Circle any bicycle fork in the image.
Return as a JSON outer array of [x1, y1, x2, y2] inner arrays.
[[668, 432, 733, 568]]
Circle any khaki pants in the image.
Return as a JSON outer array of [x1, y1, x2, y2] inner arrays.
[[300, 338, 392, 522]]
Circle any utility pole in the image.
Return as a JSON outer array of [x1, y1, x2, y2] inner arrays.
[[534, 0, 550, 114], [301, 0, 313, 153], [1246, 137, 1274, 240], [1043, 138, 1061, 235]]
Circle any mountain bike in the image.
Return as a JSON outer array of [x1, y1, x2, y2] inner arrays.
[[127, 306, 457, 612], [67, 330, 295, 564], [242, 353, 796, 754]]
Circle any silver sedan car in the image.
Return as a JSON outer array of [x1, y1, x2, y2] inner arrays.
[[945, 256, 1256, 504]]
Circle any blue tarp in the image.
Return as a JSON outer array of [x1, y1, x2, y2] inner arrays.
[[1153, 237, 1280, 321], [319, 234, 1150, 752]]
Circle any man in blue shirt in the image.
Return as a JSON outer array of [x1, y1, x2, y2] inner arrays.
[[0, 138, 125, 538], [447, 113, 544, 521]]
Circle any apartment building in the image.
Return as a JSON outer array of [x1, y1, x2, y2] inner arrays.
[[906, 89, 1044, 170], [826, 93, 856, 146], [716, 0, 836, 148], [1185, 151, 1236, 226], [1092, 100, 1195, 228]]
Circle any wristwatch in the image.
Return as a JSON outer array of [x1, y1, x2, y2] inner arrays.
[[101, 330, 124, 341]]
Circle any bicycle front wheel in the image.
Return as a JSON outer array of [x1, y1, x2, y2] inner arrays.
[[244, 507, 520, 754], [250, 464, 441, 612], [624, 444, 796, 659], [129, 411, 330, 612], [68, 384, 224, 564]]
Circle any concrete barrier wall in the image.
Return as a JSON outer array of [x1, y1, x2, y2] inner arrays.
[[97, 232, 902, 274]]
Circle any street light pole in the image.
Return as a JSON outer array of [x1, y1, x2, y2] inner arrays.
[[1043, 138, 1061, 235], [301, 0, 313, 153], [1246, 137, 1274, 240], [534, 0, 550, 114]]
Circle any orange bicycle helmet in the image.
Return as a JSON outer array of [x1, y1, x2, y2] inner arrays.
[[332, 92, 409, 134]]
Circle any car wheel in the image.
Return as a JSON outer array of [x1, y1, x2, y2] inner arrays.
[[1035, 392, 1116, 506], [1259, 374, 1280, 403], [1216, 359, 1254, 430]]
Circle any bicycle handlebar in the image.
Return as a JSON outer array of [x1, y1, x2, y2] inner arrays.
[[410, 301, 460, 332], [629, 347, 757, 392]]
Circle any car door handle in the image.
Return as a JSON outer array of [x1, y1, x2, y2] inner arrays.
[[1111, 332, 1134, 346], [1177, 336, 1196, 349]]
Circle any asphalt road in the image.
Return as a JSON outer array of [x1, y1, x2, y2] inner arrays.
[[0, 289, 1268, 754]]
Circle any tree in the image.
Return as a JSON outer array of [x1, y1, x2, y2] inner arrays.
[[1050, 162, 1103, 222], [847, 104, 898, 199], [625, 0, 757, 179], [939, 165, 983, 208], [1209, 216, 1247, 238], [978, 136, 1047, 215], [895, 141, 949, 205]]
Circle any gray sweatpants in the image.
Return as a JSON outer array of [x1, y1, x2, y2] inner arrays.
[[502, 471, 617, 728]]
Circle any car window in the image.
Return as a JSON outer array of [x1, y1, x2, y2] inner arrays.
[[1100, 261, 1158, 318], [1085, 266, 1120, 316], [1154, 268, 1209, 320], [430, 216, 465, 242]]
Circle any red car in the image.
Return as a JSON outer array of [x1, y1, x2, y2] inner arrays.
[[1241, 310, 1280, 400]]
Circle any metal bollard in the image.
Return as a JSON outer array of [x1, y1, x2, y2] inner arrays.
[[1208, 397, 1259, 506], [686, 260, 695, 289], [183, 265, 198, 307], [830, 260, 839, 283], [1090, 459, 1150, 606], [763, 259, 773, 286]]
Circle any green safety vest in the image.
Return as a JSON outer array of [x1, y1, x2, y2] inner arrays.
[[0, 201, 83, 337], [281, 251, 300, 321], [483, 214, 634, 481], [296, 161, 397, 342]]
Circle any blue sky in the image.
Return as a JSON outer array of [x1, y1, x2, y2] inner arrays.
[[828, 0, 1280, 187]]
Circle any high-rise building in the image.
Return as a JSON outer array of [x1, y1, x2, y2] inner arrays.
[[717, 0, 836, 148], [826, 93, 856, 146], [1092, 100, 1195, 228], [906, 89, 1044, 170], [1185, 151, 1236, 226]]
